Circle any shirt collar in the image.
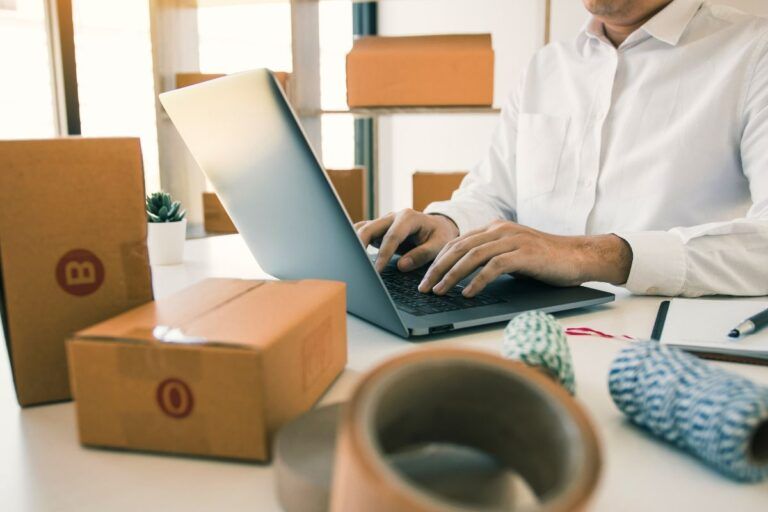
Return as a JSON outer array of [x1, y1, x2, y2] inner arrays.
[[577, 0, 703, 49]]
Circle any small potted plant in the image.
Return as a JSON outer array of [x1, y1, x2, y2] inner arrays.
[[146, 191, 187, 265]]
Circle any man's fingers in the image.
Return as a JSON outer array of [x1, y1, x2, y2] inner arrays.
[[419, 230, 503, 293], [376, 214, 417, 272], [463, 253, 522, 297], [398, 239, 442, 271], [356, 215, 393, 248], [432, 239, 515, 295]]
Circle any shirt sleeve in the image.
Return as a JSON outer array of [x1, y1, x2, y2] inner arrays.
[[424, 82, 521, 235], [617, 34, 768, 297]]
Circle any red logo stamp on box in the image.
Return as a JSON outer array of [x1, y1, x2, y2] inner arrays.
[[156, 378, 194, 419], [55, 249, 105, 296]]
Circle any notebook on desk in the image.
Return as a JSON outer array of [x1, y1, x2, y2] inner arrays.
[[651, 299, 768, 365]]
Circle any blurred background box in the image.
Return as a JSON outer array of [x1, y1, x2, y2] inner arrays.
[[202, 192, 237, 234], [0, 138, 153, 406], [67, 278, 347, 462], [346, 34, 494, 108], [327, 166, 368, 224], [412, 170, 468, 212]]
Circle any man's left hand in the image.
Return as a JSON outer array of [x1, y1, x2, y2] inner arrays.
[[417, 220, 633, 297]]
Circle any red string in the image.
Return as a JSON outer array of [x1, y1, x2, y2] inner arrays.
[[565, 327, 636, 340]]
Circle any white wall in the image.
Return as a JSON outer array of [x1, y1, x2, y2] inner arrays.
[[377, 0, 546, 214]]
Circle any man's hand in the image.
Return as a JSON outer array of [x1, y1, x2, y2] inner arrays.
[[355, 209, 460, 272], [418, 220, 633, 297]]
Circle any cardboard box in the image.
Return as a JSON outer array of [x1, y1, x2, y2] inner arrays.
[[0, 138, 153, 406], [175, 71, 290, 92], [327, 167, 368, 223], [412, 171, 468, 212], [346, 34, 494, 108], [67, 278, 347, 461], [203, 192, 238, 234]]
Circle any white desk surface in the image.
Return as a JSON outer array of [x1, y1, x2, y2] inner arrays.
[[1, 235, 766, 512]]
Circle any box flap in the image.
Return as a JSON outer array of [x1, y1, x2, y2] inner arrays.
[[74, 278, 346, 351]]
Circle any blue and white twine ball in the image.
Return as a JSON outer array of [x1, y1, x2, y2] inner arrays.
[[609, 341, 768, 482], [502, 310, 576, 394]]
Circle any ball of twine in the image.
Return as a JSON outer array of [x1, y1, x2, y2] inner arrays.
[[502, 310, 576, 395]]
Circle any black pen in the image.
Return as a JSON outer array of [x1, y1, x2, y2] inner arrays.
[[728, 307, 768, 338]]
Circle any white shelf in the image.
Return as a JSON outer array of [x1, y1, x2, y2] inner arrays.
[[299, 106, 501, 117]]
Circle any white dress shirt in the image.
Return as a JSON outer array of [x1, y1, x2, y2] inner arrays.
[[426, 0, 768, 297]]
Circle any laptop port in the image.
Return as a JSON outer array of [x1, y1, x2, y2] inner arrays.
[[429, 324, 454, 335]]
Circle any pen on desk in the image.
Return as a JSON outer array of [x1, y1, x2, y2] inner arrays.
[[727, 306, 768, 338]]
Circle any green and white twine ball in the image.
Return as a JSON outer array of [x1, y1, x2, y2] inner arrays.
[[502, 310, 575, 395]]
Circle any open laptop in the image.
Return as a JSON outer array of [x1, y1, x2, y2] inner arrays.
[[159, 69, 614, 338]]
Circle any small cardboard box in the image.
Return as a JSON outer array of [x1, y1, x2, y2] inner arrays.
[[0, 138, 153, 406], [412, 171, 468, 211], [327, 167, 368, 223], [203, 192, 238, 234], [67, 278, 347, 461], [346, 34, 494, 108]]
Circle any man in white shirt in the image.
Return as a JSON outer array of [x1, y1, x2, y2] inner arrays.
[[356, 0, 768, 298]]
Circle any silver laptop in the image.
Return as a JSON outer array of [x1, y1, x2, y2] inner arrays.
[[159, 69, 614, 338]]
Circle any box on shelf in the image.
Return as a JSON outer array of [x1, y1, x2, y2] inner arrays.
[[67, 278, 347, 462], [412, 171, 468, 212], [203, 192, 238, 234], [327, 167, 368, 224], [175, 71, 290, 92], [0, 138, 154, 406], [346, 34, 494, 108]]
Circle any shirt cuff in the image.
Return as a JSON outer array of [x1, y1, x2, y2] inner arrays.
[[615, 231, 687, 296], [423, 201, 476, 236]]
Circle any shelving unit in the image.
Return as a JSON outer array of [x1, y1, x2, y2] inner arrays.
[[153, 0, 552, 227]]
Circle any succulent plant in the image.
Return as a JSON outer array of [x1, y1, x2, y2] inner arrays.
[[146, 192, 186, 223]]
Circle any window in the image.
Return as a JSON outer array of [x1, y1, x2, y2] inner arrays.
[[0, 0, 57, 139], [71, 0, 160, 191]]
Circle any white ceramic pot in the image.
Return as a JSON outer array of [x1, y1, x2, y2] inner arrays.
[[147, 218, 187, 266]]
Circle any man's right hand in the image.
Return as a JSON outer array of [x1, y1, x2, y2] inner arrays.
[[355, 209, 460, 273]]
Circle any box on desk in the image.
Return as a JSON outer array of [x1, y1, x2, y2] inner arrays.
[[0, 138, 153, 406], [67, 278, 347, 462], [346, 34, 494, 108], [412, 171, 468, 212]]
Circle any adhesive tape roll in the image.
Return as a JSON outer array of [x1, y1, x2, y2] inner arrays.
[[330, 348, 601, 512]]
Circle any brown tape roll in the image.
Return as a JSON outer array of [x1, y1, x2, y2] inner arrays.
[[330, 348, 601, 512]]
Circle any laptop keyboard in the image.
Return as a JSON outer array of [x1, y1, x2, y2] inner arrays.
[[380, 266, 505, 316]]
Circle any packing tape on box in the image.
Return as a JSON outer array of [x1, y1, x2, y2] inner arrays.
[[275, 348, 601, 512], [609, 341, 768, 482], [502, 311, 576, 394]]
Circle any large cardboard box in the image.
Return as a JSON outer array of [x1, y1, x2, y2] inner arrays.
[[0, 138, 153, 406], [412, 171, 468, 212], [346, 34, 494, 108], [327, 167, 368, 223], [203, 192, 238, 234], [67, 278, 347, 461]]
